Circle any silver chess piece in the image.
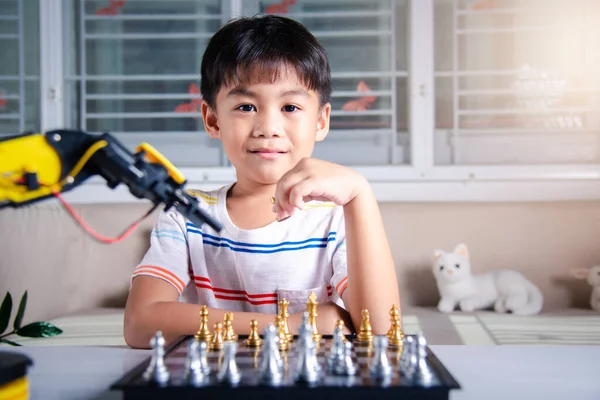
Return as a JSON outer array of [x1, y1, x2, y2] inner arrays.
[[369, 335, 394, 380], [398, 335, 414, 374], [217, 340, 242, 385], [326, 322, 346, 373], [183, 339, 208, 386], [414, 333, 434, 385], [334, 341, 357, 376], [258, 324, 284, 386], [142, 331, 170, 386], [294, 312, 321, 384]]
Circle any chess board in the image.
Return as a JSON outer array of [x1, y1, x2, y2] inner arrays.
[[111, 334, 461, 400]]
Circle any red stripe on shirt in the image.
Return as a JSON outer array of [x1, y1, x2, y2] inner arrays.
[[193, 276, 277, 298], [335, 277, 348, 295]]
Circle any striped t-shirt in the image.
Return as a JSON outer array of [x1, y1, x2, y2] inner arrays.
[[132, 183, 348, 315]]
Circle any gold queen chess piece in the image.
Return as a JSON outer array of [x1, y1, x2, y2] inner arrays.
[[278, 299, 293, 342]]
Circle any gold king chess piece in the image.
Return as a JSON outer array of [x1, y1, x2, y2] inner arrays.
[[356, 309, 374, 345], [245, 319, 263, 347], [275, 314, 290, 351], [278, 299, 293, 342], [307, 292, 322, 344], [386, 304, 404, 348], [194, 305, 213, 343]]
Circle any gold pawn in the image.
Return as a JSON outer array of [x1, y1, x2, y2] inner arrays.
[[223, 312, 238, 341], [276, 315, 289, 351], [307, 292, 322, 343], [210, 322, 224, 350], [194, 305, 213, 343], [386, 304, 404, 348], [356, 309, 374, 345], [245, 319, 263, 347], [336, 319, 348, 342], [278, 299, 293, 342]]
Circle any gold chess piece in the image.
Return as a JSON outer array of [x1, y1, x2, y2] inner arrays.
[[223, 312, 238, 342], [276, 315, 289, 351], [210, 322, 224, 350], [245, 319, 263, 347], [278, 299, 293, 342], [194, 305, 213, 343], [335, 319, 348, 342], [356, 309, 374, 345], [307, 292, 322, 343], [386, 304, 404, 348]]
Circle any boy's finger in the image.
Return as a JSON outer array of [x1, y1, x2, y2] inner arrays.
[[275, 170, 308, 213], [288, 178, 318, 210]]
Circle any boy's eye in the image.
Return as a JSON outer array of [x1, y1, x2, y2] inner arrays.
[[237, 104, 256, 112], [282, 105, 298, 112]]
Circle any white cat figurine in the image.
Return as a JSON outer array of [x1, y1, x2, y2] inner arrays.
[[433, 243, 543, 315]]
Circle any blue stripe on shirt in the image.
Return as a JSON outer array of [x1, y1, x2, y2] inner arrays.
[[152, 229, 187, 244], [201, 240, 333, 254]]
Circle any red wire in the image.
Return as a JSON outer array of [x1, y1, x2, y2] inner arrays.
[[52, 190, 158, 244]]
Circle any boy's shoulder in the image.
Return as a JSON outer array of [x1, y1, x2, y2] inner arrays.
[[184, 186, 224, 207]]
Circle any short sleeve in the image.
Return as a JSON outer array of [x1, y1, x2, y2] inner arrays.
[[131, 208, 191, 294], [330, 212, 348, 301]]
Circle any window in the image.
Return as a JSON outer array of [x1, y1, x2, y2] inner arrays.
[[434, 0, 600, 166], [23, 0, 600, 202], [0, 0, 39, 135]]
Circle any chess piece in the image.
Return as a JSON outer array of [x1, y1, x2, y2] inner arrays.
[[258, 324, 284, 386], [210, 322, 224, 350], [327, 320, 346, 373], [357, 309, 374, 345], [369, 335, 393, 380], [414, 333, 434, 385], [183, 339, 208, 386], [275, 315, 289, 351], [386, 305, 404, 348], [223, 312, 238, 341], [398, 335, 414, 374], [335, 341, 357, 376], [217, 340, 242, 385], [194, 305, 213, 343], [278, 298, 293, 342], [142, 331, 170, 385], [294, 312, 320, 384], [245, 319, 263, 347], [336, 319, 348, 342], [306, 292, 322, 343]]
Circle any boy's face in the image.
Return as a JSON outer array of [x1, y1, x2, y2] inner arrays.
[[201, 67, 331, 186]]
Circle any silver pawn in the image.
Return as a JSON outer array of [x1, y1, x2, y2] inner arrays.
[[183, 339, 207, 386], [294, 312, 320, 383], [414, 333, 434, 384], [334, 341, 357, 376], [398, 335, 414, 374], [198, 340, 211, 375], [217, 340, 241, 385], [369, 335, 393, 380], [327, 322, 345, 373], [142, 331, 170, 386], [258, 324, 284, 386]]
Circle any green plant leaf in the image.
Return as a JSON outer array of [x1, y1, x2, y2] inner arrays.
[[0, 292, 13, 335], [16, 322, 62, 338], [0, 338, 22, 346], [13, 291, 27, 331]]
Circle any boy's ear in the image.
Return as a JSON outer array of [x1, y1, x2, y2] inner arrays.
[[201, 100, 220, 139], [315, 103, 331, 142]]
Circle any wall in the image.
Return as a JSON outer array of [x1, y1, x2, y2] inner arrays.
[[1, 201, 598, 323]]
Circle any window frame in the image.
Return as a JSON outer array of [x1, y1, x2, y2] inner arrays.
[[37, 0, 600, 204]]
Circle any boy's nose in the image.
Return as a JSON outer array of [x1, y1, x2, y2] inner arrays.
[[252, 110, 283, 138]]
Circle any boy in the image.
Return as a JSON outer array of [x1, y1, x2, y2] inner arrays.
[[124, 15, 400, 349]]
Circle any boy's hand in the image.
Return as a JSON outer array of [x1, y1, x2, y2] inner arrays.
[[273, 158, 369, 220]]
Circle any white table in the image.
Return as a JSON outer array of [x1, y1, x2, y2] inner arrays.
[[3, 345, 599, 400]]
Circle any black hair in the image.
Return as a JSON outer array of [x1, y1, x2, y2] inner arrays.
[[200, 15, 331, 109]]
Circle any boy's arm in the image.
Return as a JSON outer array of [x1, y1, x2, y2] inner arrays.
[[124, 276, 352, 349], [341, 179, 401, 334]]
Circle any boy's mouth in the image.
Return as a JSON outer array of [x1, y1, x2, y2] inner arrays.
[[249, 148, 287, 160]]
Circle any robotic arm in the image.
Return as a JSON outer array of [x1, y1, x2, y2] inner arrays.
[[0, 129, 222, 232]]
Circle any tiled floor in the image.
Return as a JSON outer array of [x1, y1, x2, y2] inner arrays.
[[2, 307, 599, 347]]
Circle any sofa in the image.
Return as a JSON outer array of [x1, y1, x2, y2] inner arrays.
[[1, 199, 599, 347]]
